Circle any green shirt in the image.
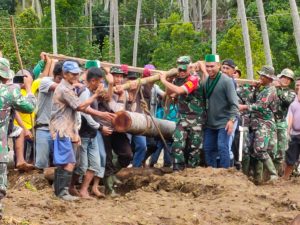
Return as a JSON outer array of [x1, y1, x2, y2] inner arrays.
[[205, 73, 239, 129]]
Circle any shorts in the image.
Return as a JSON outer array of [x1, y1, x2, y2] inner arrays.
[[8, 125, 22, 138], [53, 134, 76, 166], [285, 135, 300, 166]]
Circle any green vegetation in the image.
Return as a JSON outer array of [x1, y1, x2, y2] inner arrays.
[[0, 0, 299, 78]]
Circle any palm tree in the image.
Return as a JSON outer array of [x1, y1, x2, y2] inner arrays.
[[183, 0, 189, 22], [256, 0, 272, 66], [211, 0, 216, 54], [289, 0, 300, 63], [132, 0, 142, 67], [113, 0, 120, 64], [50, 0, 57, 54], [237, 0, 253, 79]]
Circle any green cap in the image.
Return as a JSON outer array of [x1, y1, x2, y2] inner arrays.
[[110, 66, 125, 75], [0, 58, 14, 79], [205, 54, 220, 62], [278, 68, 294, 81], [257, 65, 275, 79], [85, 60, 100, 69]]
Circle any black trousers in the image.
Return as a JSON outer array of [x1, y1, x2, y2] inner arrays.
[[103, 132, 132, 177]]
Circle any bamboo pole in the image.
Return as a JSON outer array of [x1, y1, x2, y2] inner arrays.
[[46, 53, 258, 86]]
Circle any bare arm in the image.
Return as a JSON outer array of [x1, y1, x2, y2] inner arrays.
[[160, 73, 186, 95]]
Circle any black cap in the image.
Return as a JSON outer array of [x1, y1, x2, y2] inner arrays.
[[222, 59, 236, 69], [127, 71, 139, 79]]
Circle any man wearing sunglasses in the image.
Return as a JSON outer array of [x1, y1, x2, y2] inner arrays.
[[160, 56, 206, 171]]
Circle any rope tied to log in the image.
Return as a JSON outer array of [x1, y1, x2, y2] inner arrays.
[[138, 88, 170, 150]]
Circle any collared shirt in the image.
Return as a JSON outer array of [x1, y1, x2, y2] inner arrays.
[[50, 79, 81, 142]]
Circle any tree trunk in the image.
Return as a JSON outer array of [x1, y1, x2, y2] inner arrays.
[[183, 0, 189, 22], [132, 0, 142, 67], [113, 111, 176, 139], [289, 0, 300, 63], [256, 0, 272, 66], [109, 0, 114, 60], [237, 0, 254, 79], [211, 0, 217, 54], [89, 0, 93, 43], [22, 0, 26, 10], [104, 0, 109, 11], [50, 0, 58, 54], [198, 0, 203, 31], [113, 0, 120, 64]]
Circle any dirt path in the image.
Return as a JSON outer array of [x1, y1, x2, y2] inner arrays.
[[2, 168, 300, 225]]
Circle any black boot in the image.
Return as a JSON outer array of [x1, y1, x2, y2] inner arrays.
[[54, 168, 79, 201], [173, 163, 185, 172]]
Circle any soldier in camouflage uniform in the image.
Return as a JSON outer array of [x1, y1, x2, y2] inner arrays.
[[240, 65, 279, 183], [160, 56, 206, 171], [236, 83, 256, 175], [0, 58, 36, 216], [273, 68, 296, 173]]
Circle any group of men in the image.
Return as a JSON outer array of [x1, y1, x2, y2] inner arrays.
[[0, 51, 298, 211]]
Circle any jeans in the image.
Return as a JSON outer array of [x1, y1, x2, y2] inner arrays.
[[150, 139, 172, 166], [35, 129, 53, 169], [132, 135, 147, 167], [203, 128, 231, 168], [75, 137, 101, 175], [95, 131, 106, 178]]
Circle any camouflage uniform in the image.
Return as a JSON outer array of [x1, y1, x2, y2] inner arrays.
[[0, 58, 36, 201], [236, 84, 255, 174], [249, 84, 278, 160], [172, 78, 206, 168]]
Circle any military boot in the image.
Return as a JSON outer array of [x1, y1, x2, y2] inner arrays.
[[104, 175, 120, 198], [253, 160, 264, 185], [242, 155, 251, 176], [263, 158, 278, 181]]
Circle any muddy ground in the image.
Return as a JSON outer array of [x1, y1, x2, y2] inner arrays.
[[2, 167, 300, 225]]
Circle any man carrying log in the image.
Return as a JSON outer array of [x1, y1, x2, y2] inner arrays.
[[98, 65, 133, 197], [160, 56, 206, 171]]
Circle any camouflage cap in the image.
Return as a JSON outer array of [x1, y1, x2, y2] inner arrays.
[[177, 56, 191, 65], [110, 66, 125, 75], [127, 71, 139, 79], [278, 68, 294, 81], [0, 58, 14, 79], [257, 65, 275, 79]]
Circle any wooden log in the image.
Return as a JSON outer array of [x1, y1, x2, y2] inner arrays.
[[46, 53, 258, 86], [113, 111, 176, 139]]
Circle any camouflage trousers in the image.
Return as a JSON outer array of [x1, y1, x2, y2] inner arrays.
[[0, 163, 7, 200], [172, 116, 203, 168], [251, 123, 277, 161], [275, 121, 288, 160]]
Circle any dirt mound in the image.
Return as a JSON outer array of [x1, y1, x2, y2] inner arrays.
[[2, 167, 300, 225]]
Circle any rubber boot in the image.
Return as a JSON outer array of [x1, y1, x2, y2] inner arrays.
[[173, 163, 185, 172], [263, 158, 278, 181], [253, 160, 264, 185], [242, 155, 251, 176], [54, 168, 79, 201], [112, 175, 122, 185], [104, 176, 120, 198]]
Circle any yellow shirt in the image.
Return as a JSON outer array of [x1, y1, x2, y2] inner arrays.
[[14, 79, 41, 129]]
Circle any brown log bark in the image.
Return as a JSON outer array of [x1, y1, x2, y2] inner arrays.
[[113, 111, 176, 139]]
